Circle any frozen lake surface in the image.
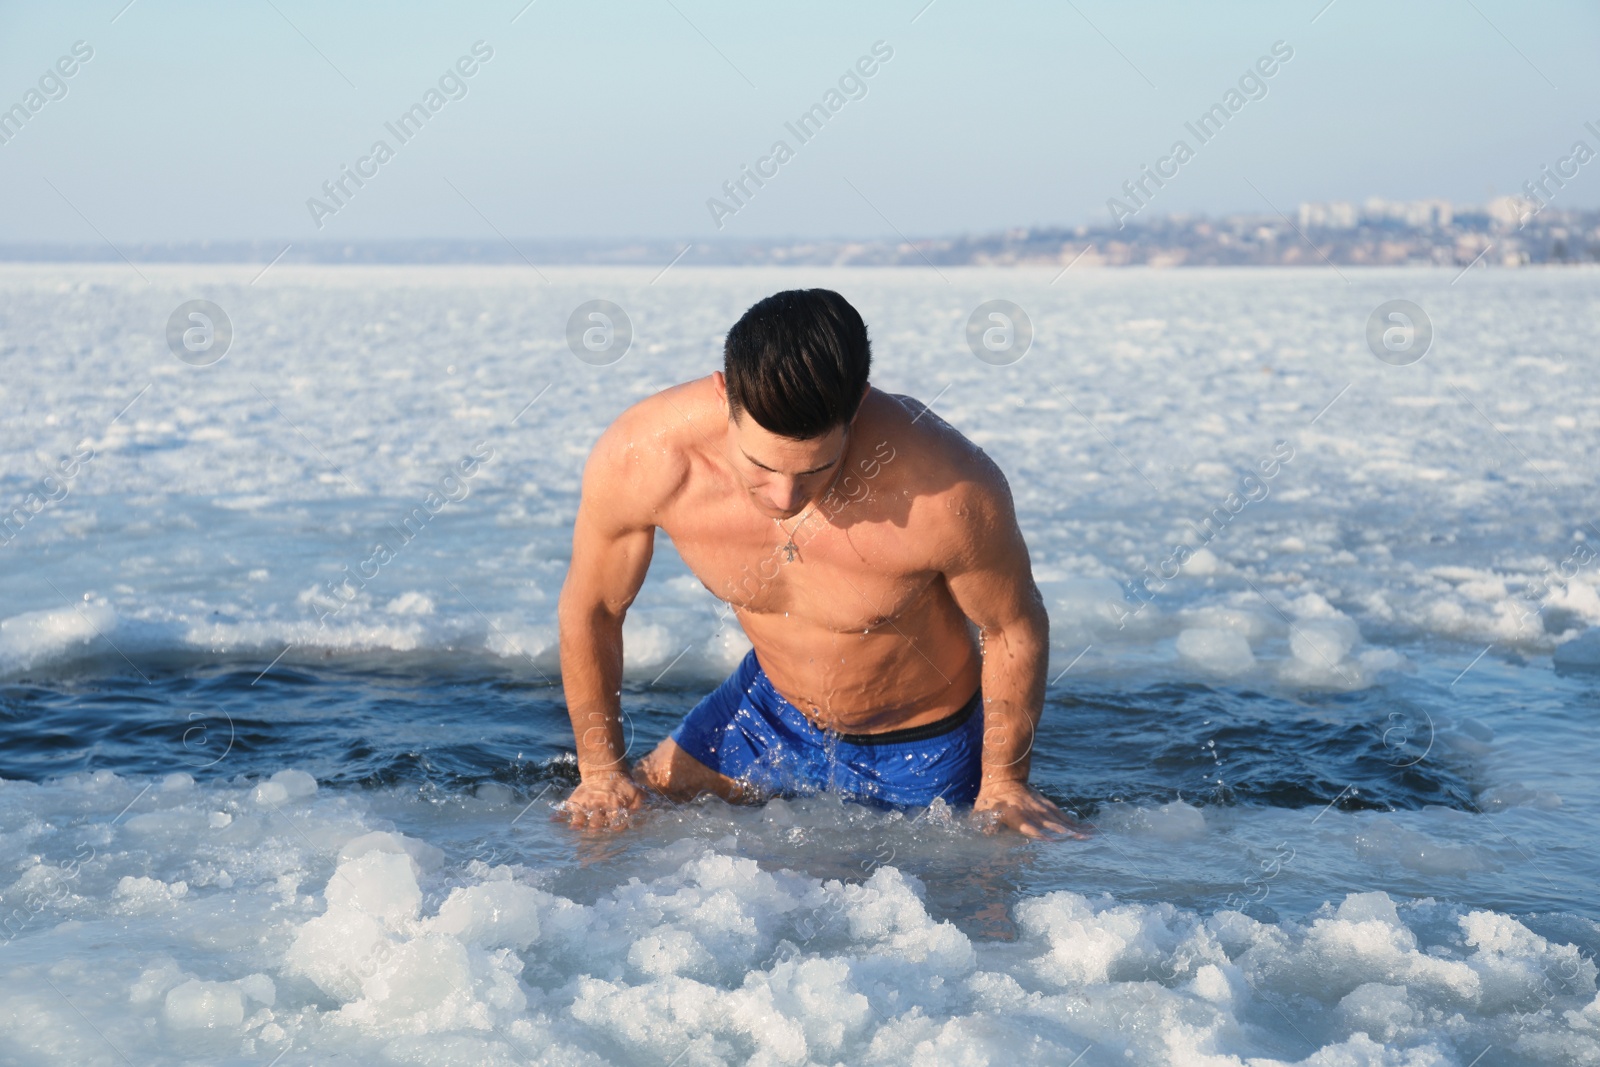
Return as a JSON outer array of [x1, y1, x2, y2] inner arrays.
[[1, 264, 1597, 1065]]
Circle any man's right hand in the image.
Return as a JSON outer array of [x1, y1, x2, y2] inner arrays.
[[563, 768, 648, 831]]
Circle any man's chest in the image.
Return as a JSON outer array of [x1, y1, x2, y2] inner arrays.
[[661, 492, 944, 634]]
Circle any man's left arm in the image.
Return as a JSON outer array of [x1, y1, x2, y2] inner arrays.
[[942, 462, 1089, 839]]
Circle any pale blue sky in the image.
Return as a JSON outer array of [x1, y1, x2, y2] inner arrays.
[[1, 0, 1596, 243]]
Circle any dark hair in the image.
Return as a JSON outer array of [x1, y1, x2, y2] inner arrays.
[[723, 289, 871, 439]]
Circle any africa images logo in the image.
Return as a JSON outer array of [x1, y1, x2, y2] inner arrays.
[[166, 300, 234, 366], [305, 41, 495, 229]]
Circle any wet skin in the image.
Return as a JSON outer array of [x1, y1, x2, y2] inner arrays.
[[556, 373, 1088, 839]]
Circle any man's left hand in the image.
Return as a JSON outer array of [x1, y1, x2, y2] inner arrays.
[[974, 779, 1092, 839]]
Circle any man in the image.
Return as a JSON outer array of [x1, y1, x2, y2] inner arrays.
[[557, 288, 1082, 838]]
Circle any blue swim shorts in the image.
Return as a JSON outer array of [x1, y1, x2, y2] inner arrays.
[[669, 648, 984, 808]]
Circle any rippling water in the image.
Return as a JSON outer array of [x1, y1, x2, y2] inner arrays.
[[0, 658, 1476, 812]]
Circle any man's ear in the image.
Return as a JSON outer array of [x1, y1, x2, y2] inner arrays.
[[712, 370, 727, 409]]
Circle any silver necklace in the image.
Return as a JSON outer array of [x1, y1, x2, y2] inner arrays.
[[772, 430, 849, 564], [774, 505, 817, 563]]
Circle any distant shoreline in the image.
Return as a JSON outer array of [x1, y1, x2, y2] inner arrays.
[[3, 203, 1596, 271]]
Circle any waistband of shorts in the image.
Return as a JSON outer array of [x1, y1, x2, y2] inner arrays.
[[830, 685, 982, 747]]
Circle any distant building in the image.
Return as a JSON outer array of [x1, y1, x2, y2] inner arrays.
[[1298, 201, 1358, 229], [1486, 195, 1535, 229], [1348, 198, 1453, 228]]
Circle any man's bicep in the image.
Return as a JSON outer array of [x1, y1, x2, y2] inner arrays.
[[561, 436, 658, 620], [568, 502, 655, 619], [941, 474, 1045, 633]]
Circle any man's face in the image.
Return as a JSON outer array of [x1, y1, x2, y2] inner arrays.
[[725, 413, 848, 518]]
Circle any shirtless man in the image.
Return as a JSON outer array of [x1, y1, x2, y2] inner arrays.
[[557, 288, 1081, 838]]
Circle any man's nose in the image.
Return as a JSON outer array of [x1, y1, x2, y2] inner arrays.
[[769, 478, 803, 511]]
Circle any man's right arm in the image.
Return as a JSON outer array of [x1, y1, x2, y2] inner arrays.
[[556, 412, 664, 827]]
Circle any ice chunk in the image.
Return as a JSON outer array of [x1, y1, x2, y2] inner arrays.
[[1554, 627, 1600, 671], [1187, 962, 1235, 1005], [1016, 890, 1189, 986], [1176, 627, 1254, 675], [1352, 821, 1493, 875], [114, 875, 189, 910], [164, 979, 244, 1030], [283, 902, 390, 1002], [429, 881, 542, 949], [627, 929, 714, 979], [339, 830, 445, 872], [1288, 592, 1344, 619], [1289, 617, 1360, 665], [1042, 577, 1134, 633], [1357, 647, 1407, 676], [1137, 799, 1208, 842], [236, 973, 276, 1007], [1461, 909, 1597, 1011], [1338, 982, 1416, 1042], [326, 850, 422, 928], [129, 960, 185, 1005], [250, 768, 318, 805], [762, 956, 873, 1056], [1181, 605, 1274, 643], [338, 934, 479, 1029], [1478, 782, 1562, 811], [841, 866, 975, 973], [1335, 891, 1404, 926], [0, 602, 118, 674], [384, 591, 435, 615], [1280, 893, 1483, 1005]]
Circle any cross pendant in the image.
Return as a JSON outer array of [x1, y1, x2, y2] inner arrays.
[[782, 543, 797, 562]]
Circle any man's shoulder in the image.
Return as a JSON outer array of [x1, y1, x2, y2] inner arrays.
[[583, 378, 712, 522], [862, 389, 1020, 575], [868, 389, 1009, 507]]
